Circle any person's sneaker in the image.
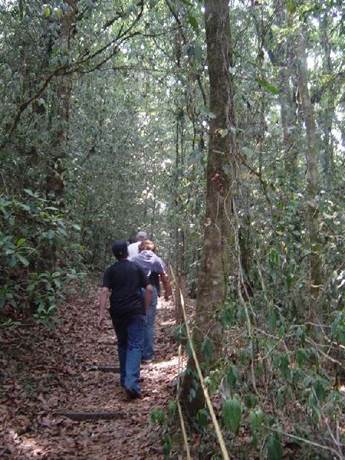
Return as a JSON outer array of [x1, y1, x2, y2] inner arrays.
[[125, 388, 141, 400], [141, 359, 153, 364]]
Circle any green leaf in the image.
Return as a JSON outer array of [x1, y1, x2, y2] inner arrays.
[[162, 435, 172, 460], [268, 307, 279, 330], [331, 311, 345, 345], [296, 348, 307, 367], [167, 400, 177, 417], [201, 336, 214, 361], [313, 378, 327, 402], [17, 203, 31, 212], [286, 0, 296, 14], [9, 255, 17, 268], [266, 433, 283, 460], [54, 7, 63, 19], [221, 305, 235, 326], [42, 4, 52, 17], [222, 397, 242, 433], [244, 393, 257, 408], [188, 14, 199, 33], [296, 326, 306, 345], [46, 230, 55, 240], [269, 248, 280, 266], [307, 391, 321, 421], [196, 408, 209, 427], [16, 238, 26, 247], [174, 324, 187, 343], [249, 408, 264, 433], [23, 188, 37, 197], [226, 365, 238, 389], [256, 78, 279, 95], [275, 353, 290, 380], [189, 387, 197, 401], [17, 254, 30, 267], [150, 407, 165, 425]]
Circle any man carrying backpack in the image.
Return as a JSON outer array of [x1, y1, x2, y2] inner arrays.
[[98, 240, 152, 399], [131, 239, 172, 363]]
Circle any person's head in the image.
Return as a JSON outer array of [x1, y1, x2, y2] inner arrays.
[[139, 239, 156, 252], [136, 231, 148, 242], [112, 240, 128, 260]]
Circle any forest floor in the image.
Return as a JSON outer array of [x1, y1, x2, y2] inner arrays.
[[0, 285, 181, 460]]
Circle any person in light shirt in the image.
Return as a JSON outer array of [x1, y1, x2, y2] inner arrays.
[[127, 231, 148, 259], [131, 240, 172, 363]]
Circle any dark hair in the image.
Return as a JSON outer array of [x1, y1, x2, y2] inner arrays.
[[112, 240, 128, 259]]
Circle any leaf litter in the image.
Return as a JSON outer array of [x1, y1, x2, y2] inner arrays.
[[0, 286, 180, 459]]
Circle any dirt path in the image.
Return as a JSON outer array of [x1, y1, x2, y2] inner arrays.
[[1, 287, 179, 459]]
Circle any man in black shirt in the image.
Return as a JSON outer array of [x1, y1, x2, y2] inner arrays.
[[99, 240, 152, 399]]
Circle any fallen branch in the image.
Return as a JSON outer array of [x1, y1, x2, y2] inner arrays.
[[54, 410, 125, 421], [83, 365, 120, 373], [266, 425, 342, 459]]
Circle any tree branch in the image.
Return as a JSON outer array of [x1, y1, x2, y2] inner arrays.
[[0, 1, 145, 149], [0, 64, 68, 152]]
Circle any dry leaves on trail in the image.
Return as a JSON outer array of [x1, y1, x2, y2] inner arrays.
[[0, 286, 180, 460]]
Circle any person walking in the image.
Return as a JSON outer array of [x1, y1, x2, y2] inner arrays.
[[131, 240, 171, 363], [98, 240, 152, 399], [127, 230, 148, 259]]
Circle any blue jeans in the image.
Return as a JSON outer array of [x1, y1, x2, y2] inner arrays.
[[111, 314, 145, 394], [143, 287, 158, 361]]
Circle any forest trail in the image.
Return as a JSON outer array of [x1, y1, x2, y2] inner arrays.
[[1, 286, 180, 460]]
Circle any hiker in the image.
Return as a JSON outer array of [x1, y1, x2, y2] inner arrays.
[[127, 230, 148, 259], [98, 240, 153, 399], [131, 240, 172, 363]]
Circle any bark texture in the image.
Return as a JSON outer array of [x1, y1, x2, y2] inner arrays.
[[181, 0, 238, 416], [319, 13, 335, 187], [296, 30, 322, 310], [266, 0, 299, 181], [47, 0, 77, 205]]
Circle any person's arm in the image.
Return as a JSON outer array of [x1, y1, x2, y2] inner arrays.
[[144, 284, 153, 311], [154, 256, 172, 301], [137, 265, 153, 312], [98, 287, 110, 328], [160, 272, 172, 301]]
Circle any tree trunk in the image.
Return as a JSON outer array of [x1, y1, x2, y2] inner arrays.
[[180, 0, 238, 417], [319, 13, 335, 188], [46, 0, 77, 206], [172, 28, 186, 294], [296, 30, 322, 312], [265, 0, 299, 182]]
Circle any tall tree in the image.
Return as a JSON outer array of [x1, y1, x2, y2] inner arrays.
[[296, 27, 322, 314], [319, 12, 335, 187], [181, 0, 238, 416]]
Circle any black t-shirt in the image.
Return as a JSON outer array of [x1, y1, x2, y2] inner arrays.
[[102, 259, 149, 319]]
